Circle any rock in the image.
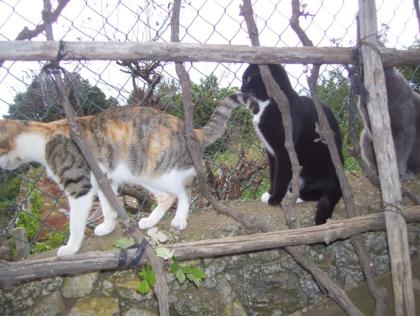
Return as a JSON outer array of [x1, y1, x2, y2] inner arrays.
[[69, 296, 119, 316], [28, 291, 65, 316], [123, 307, 158, 316], [112, 270, 150, 302], [222, 299, 247, 316], [62, 273, 98, 299]]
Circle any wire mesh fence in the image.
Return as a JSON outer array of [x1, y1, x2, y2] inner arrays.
[[0, 0, 418, 259]]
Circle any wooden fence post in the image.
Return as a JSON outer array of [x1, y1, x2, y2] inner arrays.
[[357, 0, 415, 315]]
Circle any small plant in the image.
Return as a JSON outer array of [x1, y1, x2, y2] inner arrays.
[[114, 236, 135, 249], [169, 257, 205, 287], [137, 264, 156, 295]]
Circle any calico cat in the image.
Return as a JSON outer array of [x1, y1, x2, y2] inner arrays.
[[0, 92, 253, 256], [360, 67, 420, 179], [241, 64, 343, 225]]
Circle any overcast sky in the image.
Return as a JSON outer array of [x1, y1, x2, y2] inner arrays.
[[0, 0, 418, 117]]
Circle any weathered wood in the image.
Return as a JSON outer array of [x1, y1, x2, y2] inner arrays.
[[41, 2, 169, 315], [1, 207, 420, 288], [241, 1, 362, 315], [0, 41, 419, 66], [358, 0, 415, 315]]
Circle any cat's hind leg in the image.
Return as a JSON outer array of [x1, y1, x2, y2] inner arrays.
[[57, 189, 96, 256], [94, 182, 119, 236], [170, 189, 190, 230], [138, 192, 176, 229]]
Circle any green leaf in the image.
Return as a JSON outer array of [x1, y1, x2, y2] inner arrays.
[[138, 265, 156, 287], [155, 247, 174, 260], [137, 280, 150, 295], [176, 269, 186, 284], [170, 259, 180, 274], [184, 266, 205, 287], [114, 237, 135, 249]]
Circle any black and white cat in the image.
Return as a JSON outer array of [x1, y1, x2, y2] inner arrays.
[[241, 64, 343, 225]]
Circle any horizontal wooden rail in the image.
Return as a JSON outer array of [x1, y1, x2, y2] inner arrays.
[[0, 41, 419, 66], [1, 206, 419, 288]]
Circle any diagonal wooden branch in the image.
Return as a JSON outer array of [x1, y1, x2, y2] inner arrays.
[[169, 0, 268, 233], [240, 1, 362, 315], [40, 2, 169, 315], [290, 1, 388, 315]]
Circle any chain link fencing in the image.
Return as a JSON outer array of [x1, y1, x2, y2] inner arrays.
[[0, 0, 418, 258]]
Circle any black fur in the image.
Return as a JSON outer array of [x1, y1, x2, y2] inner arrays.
[[360, 68, 420, 180], [241, 64, 343, 225]]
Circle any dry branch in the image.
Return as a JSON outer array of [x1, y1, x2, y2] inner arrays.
[[2, 207, 420, 288], [0, 41, 419, 66], [240, 1, 362, 315], [290, 1, 388, 314], [40, 2, 169, 315]]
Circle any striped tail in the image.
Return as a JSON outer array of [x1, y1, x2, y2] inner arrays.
[[198, 92, 254, 148]]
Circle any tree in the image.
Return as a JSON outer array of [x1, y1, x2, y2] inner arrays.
[[156, 74, 247, 155], [7, 73, 118, 122]]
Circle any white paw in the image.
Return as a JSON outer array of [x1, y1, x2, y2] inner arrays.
[[261, 192, 271, 204], [57, 244, 79, 256], [139, 217, 156, 230], [296, 197, 304, 204], [170, 217, 187, 230], [94, 222, 116, 236]]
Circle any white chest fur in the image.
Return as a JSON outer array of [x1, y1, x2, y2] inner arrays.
[[252, 99, 275, 156]]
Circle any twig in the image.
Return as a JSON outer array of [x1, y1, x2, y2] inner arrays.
[[40, 2, 169, 315], [0, 0, 70, 69], [414, 0, 420, 33]]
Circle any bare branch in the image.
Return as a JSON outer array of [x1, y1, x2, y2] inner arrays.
[[40, 2, 169, 315]]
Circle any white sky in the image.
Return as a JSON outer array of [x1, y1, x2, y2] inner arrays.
[[0, 0, 418, 118]]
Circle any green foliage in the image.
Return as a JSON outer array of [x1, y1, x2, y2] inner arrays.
[[114, 236, 136, 249], [136, 246, 205, 295], [137, 264, 157, 295], [17, 189, 42, 241], [0, 171, 22, 228], [7, 73, 117, 122], [170, 257, 205, 287], [157, 74, 249, 155], [317, 68, 362, 171], [398, 41, 420, 92], [31, 231, 67, 253]]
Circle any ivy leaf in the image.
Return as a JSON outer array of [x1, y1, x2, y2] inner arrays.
[[176, 269, 186, 284], [114, 236, 135, 249], [138, 265, 156, 287], [137, 280, 150, 295], [155, 247, 174, 260]]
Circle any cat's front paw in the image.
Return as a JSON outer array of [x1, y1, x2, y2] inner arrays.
[[94, 222, 116, 236], [170, 217, 187, 230], [296, 197, 304, 204], [261, 192, 271, 204], [57, 244, 79, 256], [138, 217, 156, 230]]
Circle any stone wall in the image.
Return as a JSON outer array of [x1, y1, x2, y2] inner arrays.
[[1, 222, 420, 316], [2, 176, 420, 315]]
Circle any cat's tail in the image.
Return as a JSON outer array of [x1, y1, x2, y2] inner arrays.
[[197, 92, 254, 148]]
